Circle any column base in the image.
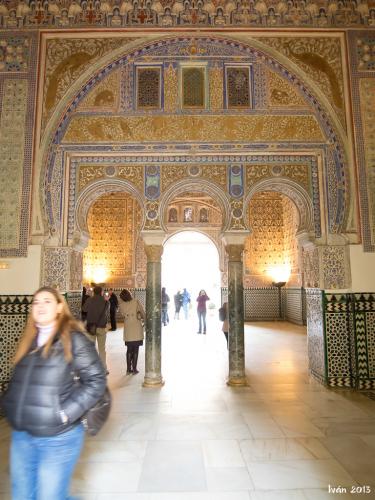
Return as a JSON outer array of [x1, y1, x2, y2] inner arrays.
[[227, 375, 248, 387], [143, 376, 165, 388]]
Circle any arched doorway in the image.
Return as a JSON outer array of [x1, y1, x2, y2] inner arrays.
[[162, 231, 222, 318]]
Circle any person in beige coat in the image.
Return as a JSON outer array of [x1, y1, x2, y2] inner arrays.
[[118, 289, 145, 375]]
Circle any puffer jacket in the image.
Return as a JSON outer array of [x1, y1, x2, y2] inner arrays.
[[0, 331, 106, 437]]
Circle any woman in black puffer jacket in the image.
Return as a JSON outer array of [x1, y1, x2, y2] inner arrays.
[[1, 286, 106, 500]]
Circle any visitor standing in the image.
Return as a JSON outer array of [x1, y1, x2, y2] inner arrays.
[[181, 288, 191, 319], [196, 289, 210, 334], [118, 289, 145, 375], [0, 286, 106, 500], [108, 288, 119, 331], [174, 290, 183, 319], [82, 286, 109, 373]]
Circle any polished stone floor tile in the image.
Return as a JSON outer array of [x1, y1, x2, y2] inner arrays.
[[138, 441, 206, 492], [246, 459, 356, 490], [205, 467, 254, 491], [203, 440, 245, 467], [1, 320, 374, 498]]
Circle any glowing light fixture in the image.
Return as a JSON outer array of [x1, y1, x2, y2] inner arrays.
[[267, 264, 291, 284], [84, 265, 108, 284]]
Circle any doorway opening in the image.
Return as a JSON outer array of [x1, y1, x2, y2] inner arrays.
[[162, 231, 221, 323]]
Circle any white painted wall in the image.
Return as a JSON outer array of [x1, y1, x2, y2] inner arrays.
[[350, 244, 375, 292], [0, 245, 42, 295]]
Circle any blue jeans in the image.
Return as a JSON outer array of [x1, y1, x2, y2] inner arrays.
[[198, 310, 207, 333], [183, 303, 189, 319], [161, 309, 169, 325], [11, 424, 85, 500]]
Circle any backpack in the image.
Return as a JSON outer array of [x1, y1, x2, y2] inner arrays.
[[218, 306, 226, 322]]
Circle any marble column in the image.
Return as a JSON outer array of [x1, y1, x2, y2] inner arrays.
[[224, 241, 247, 386], [143, 243, 164, 387]]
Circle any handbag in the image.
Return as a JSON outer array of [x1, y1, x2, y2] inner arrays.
[[81, 385, 112, 436]]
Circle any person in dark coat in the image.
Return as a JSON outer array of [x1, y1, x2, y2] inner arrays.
[[81, 286, 90, 321], [108, 288, 119, 331], [174, 290, 183, 319], [82, 286, 109, 372], [0, 286, 106, 500]]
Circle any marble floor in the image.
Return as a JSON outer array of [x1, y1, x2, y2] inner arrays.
[[1, 317, 375, 500]]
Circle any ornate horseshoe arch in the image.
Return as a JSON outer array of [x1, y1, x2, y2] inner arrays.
[[39, 34, 350, 240], [244, 178, 315, 235], [159, 177, 232, 233], [73, 179, 145, 248]]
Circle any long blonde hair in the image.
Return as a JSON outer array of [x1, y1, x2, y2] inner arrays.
[[14, 286, 85, 364]]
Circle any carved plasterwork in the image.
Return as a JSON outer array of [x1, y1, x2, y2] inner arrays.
[[63, 114, 324, 143], [209, 65, 223, 111], [78, 165, 106, 191], [230, 199, 247, 230], [83, 192, 141, 286], [0, 79, 27, 251], [78, 163, 143, 195], [75, 179, 144, 238], [78, 68, 120, 111], [321, 245, 350, 289], [161, 165, 188, 192], [245, 163, 310, 192], [144, 201, 162, 230], [267, 69, 309, 108], [282, 196, 301, 287], [43, 37, 132, 131], [164, 63, 178, 112], [302, 246, 320, 288], [69, 250, 83, 291], [118, 165, 144, 193], [42, 247, 70, 291], [245, 192, 286, 286], [258, 37, 346, 128], [359, 78, 375, 247], [2, 0, 374, 29]]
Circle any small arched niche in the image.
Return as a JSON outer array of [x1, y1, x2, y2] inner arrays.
[[244, 191, 301, 288], [83, 191, 143, 288]]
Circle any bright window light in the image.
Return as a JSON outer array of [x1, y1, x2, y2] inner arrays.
[[162, 231, 221, 307]]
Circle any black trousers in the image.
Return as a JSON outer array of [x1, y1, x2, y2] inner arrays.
[[110, 308, 117, 330]]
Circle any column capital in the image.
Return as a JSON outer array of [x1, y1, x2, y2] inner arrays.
[[222, 231, 250, 247], [225, 244, 244, 261], [144, 244, 163, 262], [141, 230, 166, 246]]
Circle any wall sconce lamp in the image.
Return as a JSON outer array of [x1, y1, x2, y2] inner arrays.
[[0, 262, 10, 270]]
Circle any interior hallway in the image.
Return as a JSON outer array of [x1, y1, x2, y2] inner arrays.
[[1, 316, 375, 500]]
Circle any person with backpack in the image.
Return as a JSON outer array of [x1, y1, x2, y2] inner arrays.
[[220, 301, 229, 347]]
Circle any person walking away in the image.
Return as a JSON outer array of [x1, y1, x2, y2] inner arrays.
[[81, 286, 90, 322], [220, 301, 229, 347], [161, 287, 170, 326], [196, 289, 210, 334], [82, 286, 109, 373], [118, 289, 145, 375], [108, 288, 119, 331], [181, 288, 191, 319], [174, 290, 182, 319], [0, 286, 106, 500]]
